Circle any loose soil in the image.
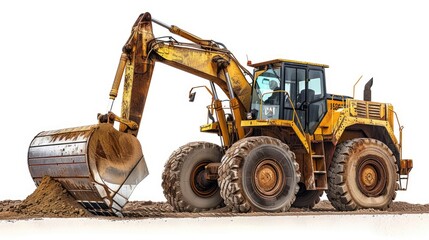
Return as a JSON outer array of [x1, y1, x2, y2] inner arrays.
[[0, 176, 91, 220], [1, 176, 428, 220]]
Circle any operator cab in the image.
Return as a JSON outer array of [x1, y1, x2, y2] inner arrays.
[[248, 59, 329, 134]]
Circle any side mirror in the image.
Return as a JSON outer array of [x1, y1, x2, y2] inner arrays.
[[189, 92, 196, 102]]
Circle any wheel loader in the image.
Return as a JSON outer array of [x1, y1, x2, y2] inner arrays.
[[27, 12, 413, 216]]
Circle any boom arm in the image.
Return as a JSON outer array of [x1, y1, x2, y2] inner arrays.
[[108, 12, 252, 146]]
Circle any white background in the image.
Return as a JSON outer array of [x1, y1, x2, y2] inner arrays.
[[0, 0, 427, 206], [2, 214, 428, 240]]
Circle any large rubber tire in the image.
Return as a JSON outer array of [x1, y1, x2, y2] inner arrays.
[[218, 136, 300, 213], [326, 138, 398, 211], [162, 142, 225, 212], [292, 183, 323, 209]]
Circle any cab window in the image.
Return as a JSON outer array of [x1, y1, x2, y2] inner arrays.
[[251, 67, 281, 119], [308, 69, 324, 101], [252, 67, 281, 104]]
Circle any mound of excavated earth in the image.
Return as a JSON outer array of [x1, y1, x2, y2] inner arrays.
[[0, 176, 90, 219]]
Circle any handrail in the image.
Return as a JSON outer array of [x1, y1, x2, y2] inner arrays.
[[259, 90, 305, 134], [392, 110, 404, 160]]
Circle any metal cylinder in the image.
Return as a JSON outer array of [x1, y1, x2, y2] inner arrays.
[[109, 53, 129, 100]]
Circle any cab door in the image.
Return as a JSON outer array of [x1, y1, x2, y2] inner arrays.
[[287, 66, 326, 134], [306, 68, 327, 133], [283, 66, 305, 122]]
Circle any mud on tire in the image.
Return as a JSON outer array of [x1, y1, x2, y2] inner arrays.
[[162, 142, 224, 212], [218, 136, 300, 213], [326, 138, 399, 211]]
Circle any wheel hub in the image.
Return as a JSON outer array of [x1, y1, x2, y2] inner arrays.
[[361, 165, 377, 188], [357, 158, 387, 197], [190, 162, 217, 198], [254, 159, 284, 197]]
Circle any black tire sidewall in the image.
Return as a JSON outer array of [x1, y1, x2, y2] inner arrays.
[[292, 183, 322, 208], [242, 144, 297, 211]]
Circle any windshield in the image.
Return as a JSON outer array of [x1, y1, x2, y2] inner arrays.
[[251, 66, 281, 119], [253, 67, 281, 104]]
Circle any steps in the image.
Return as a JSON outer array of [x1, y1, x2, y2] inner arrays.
[[309, 137, 328, 190]]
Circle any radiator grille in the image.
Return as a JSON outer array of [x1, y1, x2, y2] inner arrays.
[[355, 101, 384, 120]]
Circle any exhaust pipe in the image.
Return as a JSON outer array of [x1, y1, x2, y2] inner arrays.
[[364, 78, 373, 101]]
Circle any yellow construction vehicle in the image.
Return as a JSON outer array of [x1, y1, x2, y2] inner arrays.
[[27, 12, 412, 216]]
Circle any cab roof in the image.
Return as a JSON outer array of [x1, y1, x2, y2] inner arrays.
[[248, 58, 329, 68]]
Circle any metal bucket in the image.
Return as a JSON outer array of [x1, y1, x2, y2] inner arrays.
[[27, 123, 148, 216]]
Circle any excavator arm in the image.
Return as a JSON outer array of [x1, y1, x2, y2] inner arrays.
[[27, 12, 253, 216], [107, 12, 252, 145]]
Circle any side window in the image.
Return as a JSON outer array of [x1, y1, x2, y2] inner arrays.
[[308, 70, 324, 101], [285, 67, 306, 104], [296, 69, 306, 102], [307, 69, 327, 134], [284, 67, 306, 121], [284, 67, 296, 103]]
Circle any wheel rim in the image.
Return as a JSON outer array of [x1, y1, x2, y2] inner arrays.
[[190, 161, 218, 198], [254, 159, 284, 197], [357, 157, 387, 197]]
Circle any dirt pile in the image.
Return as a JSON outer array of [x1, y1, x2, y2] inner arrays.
[[5, 176, 90, 218]]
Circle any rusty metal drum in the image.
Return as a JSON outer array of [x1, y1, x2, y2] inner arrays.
[[27, 123, 148, 216]]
